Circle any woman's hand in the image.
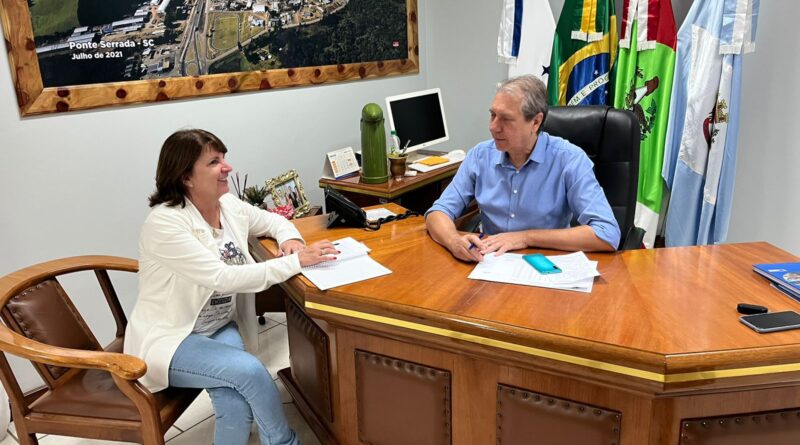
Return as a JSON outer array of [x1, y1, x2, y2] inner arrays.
[[279, 239, 305, 256], [297, 240, 340, 267]]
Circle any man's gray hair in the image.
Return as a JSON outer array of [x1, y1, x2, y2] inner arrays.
[[497, 75, 548, 123]]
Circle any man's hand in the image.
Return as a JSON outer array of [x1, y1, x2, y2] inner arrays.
[[446, 233, 486, 262], [279, 239, 305, 256], [480, 232, 528, 255], [297, 240, 340, 267]]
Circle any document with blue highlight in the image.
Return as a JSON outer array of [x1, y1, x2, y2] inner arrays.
[[468, 251, 599, 293]]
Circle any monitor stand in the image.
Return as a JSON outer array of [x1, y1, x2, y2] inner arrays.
[[416, 149, 448, 156]]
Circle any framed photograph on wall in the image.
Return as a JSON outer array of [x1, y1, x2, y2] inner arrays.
[[266, 169, 310, 219], [0, 0, 419, 116]]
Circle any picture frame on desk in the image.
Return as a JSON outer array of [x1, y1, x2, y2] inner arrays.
[[266, 169, 311, 219]]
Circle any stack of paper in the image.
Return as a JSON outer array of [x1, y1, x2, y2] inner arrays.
[[301, 237, 391, 290], [468, 252, 600, 293], [365, 208, 396, 222]]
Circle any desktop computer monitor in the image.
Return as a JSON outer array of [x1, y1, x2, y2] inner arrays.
[[385, 88, 449, 154]]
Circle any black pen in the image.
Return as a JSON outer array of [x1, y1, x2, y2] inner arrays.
[[468, 233, 486, 250]]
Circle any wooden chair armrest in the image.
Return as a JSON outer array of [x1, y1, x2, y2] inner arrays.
[[0, 255, 138, 305], [0, 325, 146, 380]]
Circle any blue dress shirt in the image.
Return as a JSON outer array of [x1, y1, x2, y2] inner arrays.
[[426, 132, 621, 249]]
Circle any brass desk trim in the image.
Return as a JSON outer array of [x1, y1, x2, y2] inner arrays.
[[305, 301, 800, 383]]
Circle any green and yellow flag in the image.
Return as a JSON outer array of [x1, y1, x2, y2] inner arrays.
[[547, 0, 617, 106], [613, 0, 677, 247]]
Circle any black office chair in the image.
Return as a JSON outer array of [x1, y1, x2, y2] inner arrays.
[[457, 106, 644, 250], [542, 106, 644, 250]]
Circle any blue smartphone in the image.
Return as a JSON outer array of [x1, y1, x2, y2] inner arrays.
[[522, 254, 561, 274]]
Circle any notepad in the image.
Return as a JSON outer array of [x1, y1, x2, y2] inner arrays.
[[417, 156, 449, 166], [301, 237, 391, 290]]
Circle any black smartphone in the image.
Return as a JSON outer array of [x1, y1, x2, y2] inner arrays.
[[740, 311, 800, 333]]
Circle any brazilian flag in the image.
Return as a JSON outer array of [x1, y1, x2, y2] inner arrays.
[[547, 0, 617, 106]]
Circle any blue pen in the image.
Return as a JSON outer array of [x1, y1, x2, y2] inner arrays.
[[468, 233, 486, 250]]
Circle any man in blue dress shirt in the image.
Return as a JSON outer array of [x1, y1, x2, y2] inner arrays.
[[425, 75, 620, 262]]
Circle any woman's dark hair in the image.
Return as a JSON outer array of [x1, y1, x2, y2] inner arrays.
[[148, 129, 228, 208]]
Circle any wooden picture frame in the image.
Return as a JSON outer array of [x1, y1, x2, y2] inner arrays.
[[266, 169, 310, 219], [0, 0, 418, 116]]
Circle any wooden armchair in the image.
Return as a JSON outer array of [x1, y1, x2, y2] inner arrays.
[[0, 256, 201, 445]]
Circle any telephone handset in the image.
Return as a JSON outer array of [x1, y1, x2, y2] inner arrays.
[[325, 186, 367, 228], [324, 186, 421, 230]]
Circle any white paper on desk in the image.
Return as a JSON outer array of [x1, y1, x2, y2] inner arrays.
[[468, 252, 599, 293], [365, 208, 396, 221], [301, 237, 391, 290]]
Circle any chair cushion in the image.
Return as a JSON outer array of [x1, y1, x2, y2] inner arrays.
[[7, 280, 101, 380], [28, 338, 200, 424], [29, 368, 200, 423]]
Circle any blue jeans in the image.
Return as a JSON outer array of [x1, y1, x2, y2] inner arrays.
[[169, 322, 300, 445]]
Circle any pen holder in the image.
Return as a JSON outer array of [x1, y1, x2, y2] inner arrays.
[[388, 154, 407, 180]]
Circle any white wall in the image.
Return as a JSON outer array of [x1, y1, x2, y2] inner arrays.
[[425, 0, 507, 151], [0, 0, 506, 391], [726, 0, 800, 255]]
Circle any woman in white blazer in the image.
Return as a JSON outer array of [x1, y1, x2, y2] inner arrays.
[[124, 129, 336, 445]]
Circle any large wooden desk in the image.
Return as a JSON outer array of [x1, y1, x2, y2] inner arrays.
[[260, 204, 800, 445], [318, 162, 460, 213]]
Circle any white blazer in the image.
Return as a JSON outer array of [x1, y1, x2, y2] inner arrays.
[[124, 193, 302, 392]]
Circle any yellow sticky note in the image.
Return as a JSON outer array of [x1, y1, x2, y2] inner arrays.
[[418, 156, 449, 166]]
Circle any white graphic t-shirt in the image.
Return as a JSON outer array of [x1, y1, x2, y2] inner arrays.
[[192, 214, 247, 335]]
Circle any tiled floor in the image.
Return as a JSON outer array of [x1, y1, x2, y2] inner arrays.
[[1, 313, 320, 445]]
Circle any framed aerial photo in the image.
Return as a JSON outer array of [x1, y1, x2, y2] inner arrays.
[[0, 0, 418, 116]]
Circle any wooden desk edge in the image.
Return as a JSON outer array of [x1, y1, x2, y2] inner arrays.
[[302, 295, 800, 387], [318, 162, 460, 199], [255, 225, 800, 391]]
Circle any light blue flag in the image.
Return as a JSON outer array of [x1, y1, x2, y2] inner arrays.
[[661, 0, 759, 247]]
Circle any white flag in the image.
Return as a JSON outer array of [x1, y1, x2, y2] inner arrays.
[[498, 0, 555, 81]]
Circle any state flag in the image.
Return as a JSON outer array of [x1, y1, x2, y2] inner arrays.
[[613, 0, 677, 248], [661, 0, 760, 246]]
